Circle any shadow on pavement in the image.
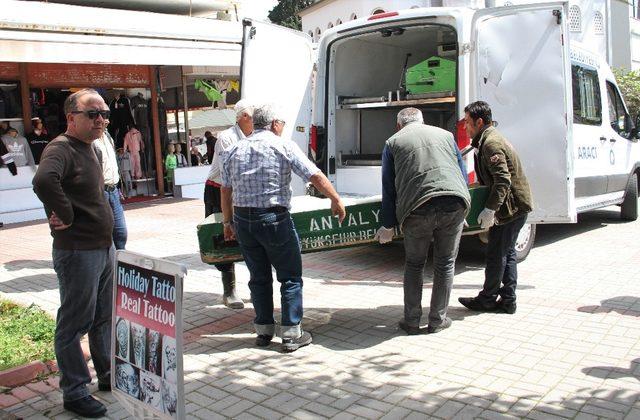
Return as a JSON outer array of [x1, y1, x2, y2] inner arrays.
[[577, 296, 640, 317], [534, 208, 628, 248], [1, 259, 52, 271], [583, 358, 640, 381]]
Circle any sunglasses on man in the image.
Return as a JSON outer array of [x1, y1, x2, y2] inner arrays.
[[71, 110, 111, 120]]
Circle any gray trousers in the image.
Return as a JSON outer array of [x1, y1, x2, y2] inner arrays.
[[52, 246, 114, 402], [402, 197, 465, 327]]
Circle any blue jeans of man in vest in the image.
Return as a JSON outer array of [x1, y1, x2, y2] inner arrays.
[[52, 246, 114, 402], [402, 196, 466, 328], [233, 206, 304, 339]]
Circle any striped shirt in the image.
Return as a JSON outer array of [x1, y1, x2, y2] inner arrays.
[[220, 129, 319, 208]]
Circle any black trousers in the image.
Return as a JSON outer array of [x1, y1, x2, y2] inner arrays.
[[204, 183, 234, 273], [478, 214, 527, 305]]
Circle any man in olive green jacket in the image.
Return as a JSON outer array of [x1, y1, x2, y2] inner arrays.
[[459, 101, 533, 314]]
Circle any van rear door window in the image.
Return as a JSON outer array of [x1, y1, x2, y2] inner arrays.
[[571, 65, 601, 126]]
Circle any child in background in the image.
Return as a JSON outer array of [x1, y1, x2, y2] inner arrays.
[[175, 143, 187, 168], [164, 143, 177, 194]]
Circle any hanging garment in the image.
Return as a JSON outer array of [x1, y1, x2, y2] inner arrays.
[[124, 128, 144, 179], [26, 130, 51, 164], [1, 134, 35, 167], [109, 94, 135, 148]]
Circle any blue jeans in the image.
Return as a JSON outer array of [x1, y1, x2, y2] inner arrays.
[[104, 188, 127, 250], [52, 246, 114, 402], [233, 207, 303, 339], [402, 197, 466, 327], [478, 215, 527, 306]]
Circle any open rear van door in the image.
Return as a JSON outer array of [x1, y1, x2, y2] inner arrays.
[[240, 19, 314, 195], [471, 3, 575, 223]]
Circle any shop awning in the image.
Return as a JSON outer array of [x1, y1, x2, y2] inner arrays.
[[0, 0, 242, 66]]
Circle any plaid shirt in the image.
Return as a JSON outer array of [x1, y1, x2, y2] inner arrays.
[[221, 129, 319, 208]]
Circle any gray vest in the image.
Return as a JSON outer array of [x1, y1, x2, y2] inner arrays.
[[387, 122, 470, 226]]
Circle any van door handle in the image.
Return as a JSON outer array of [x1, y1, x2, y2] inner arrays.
[[599, 136, 607, 143], [609, 138, 617, 143]]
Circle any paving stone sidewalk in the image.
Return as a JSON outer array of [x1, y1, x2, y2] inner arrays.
[[1, 197, 640, 419]]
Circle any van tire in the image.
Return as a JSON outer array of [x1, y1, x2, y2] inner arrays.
[[621, 173, 638, 221], [474, 223, 536, 263]]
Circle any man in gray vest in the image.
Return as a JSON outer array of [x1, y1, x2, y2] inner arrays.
[[375, 107, 470, 335]]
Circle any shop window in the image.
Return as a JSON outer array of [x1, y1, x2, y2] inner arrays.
[[572, 64, 601, 126], [569, 5, 582, 33], [0, 82, 23, 121], [593, 11, 604, 35]]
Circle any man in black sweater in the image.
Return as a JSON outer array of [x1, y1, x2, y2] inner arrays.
[[33, 88, 114, 418]]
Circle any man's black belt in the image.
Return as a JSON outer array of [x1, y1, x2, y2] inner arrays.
[[234, 206, 287, 214], [104, 184, 117, 192]]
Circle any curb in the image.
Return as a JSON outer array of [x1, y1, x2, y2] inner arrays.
[[0, 340, 89, 389]]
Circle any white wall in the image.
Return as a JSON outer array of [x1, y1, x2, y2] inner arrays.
[[632, 18, 640, 70], [301, 0, 433, 41]]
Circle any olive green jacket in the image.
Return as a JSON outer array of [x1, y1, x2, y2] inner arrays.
[[472, 126, 533, 224]]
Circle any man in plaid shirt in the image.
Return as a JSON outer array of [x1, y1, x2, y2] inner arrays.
[[220, 103, 345, 352]]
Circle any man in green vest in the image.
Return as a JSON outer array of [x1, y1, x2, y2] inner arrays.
[[375, 107, 470, 334], [458, 101, 533, 314]]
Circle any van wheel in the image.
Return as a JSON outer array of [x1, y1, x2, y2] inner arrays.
[[474, 223, 536, 262], [621, 173, 638, 221], [514, 223, 536, 262]]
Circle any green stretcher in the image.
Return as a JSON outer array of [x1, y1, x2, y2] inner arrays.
[[197, 186, 488, 265]]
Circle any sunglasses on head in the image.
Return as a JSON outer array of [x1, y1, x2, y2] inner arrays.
[[71, 110, 111, 120]]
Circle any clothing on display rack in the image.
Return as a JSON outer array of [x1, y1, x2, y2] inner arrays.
[[116, 148, 133, 196], [26, 129, 50, 164], [149, 97, 170, 153], [123, 127, 144, 179], [0, 139, 18, 175], [109, 93, 134, 148], [2, 131, 35, 167]]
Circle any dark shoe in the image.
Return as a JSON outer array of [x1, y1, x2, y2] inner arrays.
[[427, 317, 452, 334], [221, 271, 244, 309], [496, 300, 517, 314], [97, 382, 111, 392], [255, 334, 273, 347], [282, 331, 312, 353], [398, 320, 423, 335], [458, 297, 497, 312], [63, 395, 107, 418]]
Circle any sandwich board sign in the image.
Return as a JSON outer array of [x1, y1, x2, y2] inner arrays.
[[111, 251, 187, 419]]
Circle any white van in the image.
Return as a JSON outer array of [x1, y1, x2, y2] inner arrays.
[[240, 2, 639, 260]]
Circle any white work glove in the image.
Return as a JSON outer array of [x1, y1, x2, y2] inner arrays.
[[374, 226, 394, 244], [477, 208, 496, 229]]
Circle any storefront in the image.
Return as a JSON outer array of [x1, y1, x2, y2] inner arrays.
[[0, 0, 241, 224]]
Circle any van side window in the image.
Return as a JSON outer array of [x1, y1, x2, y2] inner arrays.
[[572, 65, 601, 125], [606, 81, 632, 138]]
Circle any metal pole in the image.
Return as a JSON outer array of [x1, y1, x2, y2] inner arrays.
[[181, 67, 191, 166], [149, 66, 165, 196]]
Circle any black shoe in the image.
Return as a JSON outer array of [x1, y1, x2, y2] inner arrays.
[[496, 300, 517, 314], [427, 317, 452, 334], [63, 395, 107, 418], [282, 331, 312, 353], [458, 297, 497, 312], [398, 320, 423, 335], [255, 334, 273, 347], [97, 382, 111, 392]]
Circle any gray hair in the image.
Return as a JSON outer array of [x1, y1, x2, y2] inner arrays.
[[397, 107, 424, 127], [234, 99, 254, 120], [252, 103, 285, 129], [63, 88, 101, 115]]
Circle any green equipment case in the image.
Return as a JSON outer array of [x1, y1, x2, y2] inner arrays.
[[197, 186, 488, 265], [405, 56, 456, 95]]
